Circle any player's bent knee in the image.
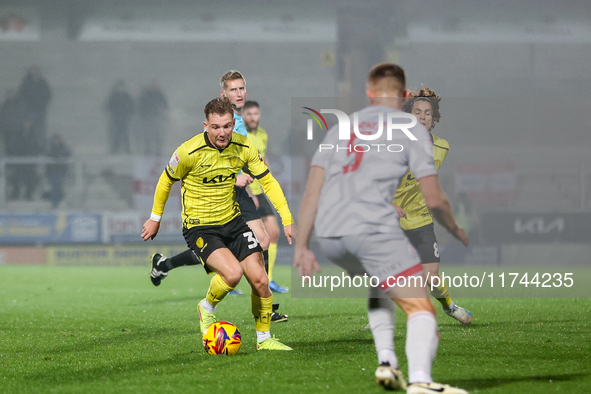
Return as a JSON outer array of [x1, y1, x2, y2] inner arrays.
[[265, 225, 280, 243], [258, 234, 270, 251], [268, 232, 279, 244], [251, 273, 269, 293], [222, 267, 243, 288], [256, 273, 269, 288]]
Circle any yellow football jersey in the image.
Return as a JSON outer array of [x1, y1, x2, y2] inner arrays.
[[151, 131, 292, 228], [246, 127, 268, 196], [394, 134, 449, 230]]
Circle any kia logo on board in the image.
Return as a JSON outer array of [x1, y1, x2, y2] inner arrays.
[[514, 217, 565, 234]]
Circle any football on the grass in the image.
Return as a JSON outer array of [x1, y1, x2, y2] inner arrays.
[[202, 321, 242, 355]]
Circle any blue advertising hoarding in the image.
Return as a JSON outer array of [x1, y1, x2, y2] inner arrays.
[[0, 213, 102, 245]]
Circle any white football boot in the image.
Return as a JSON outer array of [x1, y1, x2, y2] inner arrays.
[[375, 363, 407, 391], [407, 382, 468, 393]]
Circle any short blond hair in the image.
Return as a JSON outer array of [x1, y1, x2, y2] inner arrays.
[[220, 70, 245, 90], [367, 63, 406, 95]]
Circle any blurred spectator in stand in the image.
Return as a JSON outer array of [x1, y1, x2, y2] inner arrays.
[[9, 119, 40, 200], [42, 134, 71, 208], [0, 88, 27, 155], [138, 80, 168, 156], [18, 66, 51, 151], [0, 89, 30, 199], [105, 79, 134, 154]]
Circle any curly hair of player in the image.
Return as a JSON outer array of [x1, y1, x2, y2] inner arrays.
[[403, 87, 441, 125]]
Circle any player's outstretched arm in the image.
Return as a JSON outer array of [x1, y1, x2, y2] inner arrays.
[[245, 143, 294, 223], [258, 172, 293, 226], [283, 223, 296, 245], [141, 219, 161, 241], [417, 174, 469, 246], [294, 166, 324, 278], [295, 248, 320, 279], [141, 169, 175, 241]]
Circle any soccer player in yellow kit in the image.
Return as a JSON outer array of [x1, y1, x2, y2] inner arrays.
[[141, 97, 293, 350], [149, 71, 271, 296], [394, 88, 472, 324], [242, 100, 289, 296]]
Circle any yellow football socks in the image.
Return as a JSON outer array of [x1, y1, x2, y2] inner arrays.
[[206, 274, 234, 307], [251, 293, 273, 332], [268, 242, 278, 281], [430, 275, 453, 310]]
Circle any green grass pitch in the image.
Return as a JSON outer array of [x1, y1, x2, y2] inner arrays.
[[1, 265, 590, 393]]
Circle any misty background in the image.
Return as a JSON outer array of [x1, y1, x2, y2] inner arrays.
[[0, 0, 589, 266]]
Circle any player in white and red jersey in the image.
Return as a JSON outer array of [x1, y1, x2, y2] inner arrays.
[[295, 63, 469, 394]]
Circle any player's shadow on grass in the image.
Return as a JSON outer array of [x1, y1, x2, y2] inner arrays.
[[137, 296, 200, 305], [449, 319, 576, 328], [22, 352, 213, 386], [21, 330, 257, 386], [29, 327, 194, 355], [288, 312, 365, 320], [287, 338, 374, 353], [447, 372, 587, 391]]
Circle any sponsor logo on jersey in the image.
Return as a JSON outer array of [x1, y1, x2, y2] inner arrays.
[[169, 152, 180, 168], [203, 173, 237, 184]]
